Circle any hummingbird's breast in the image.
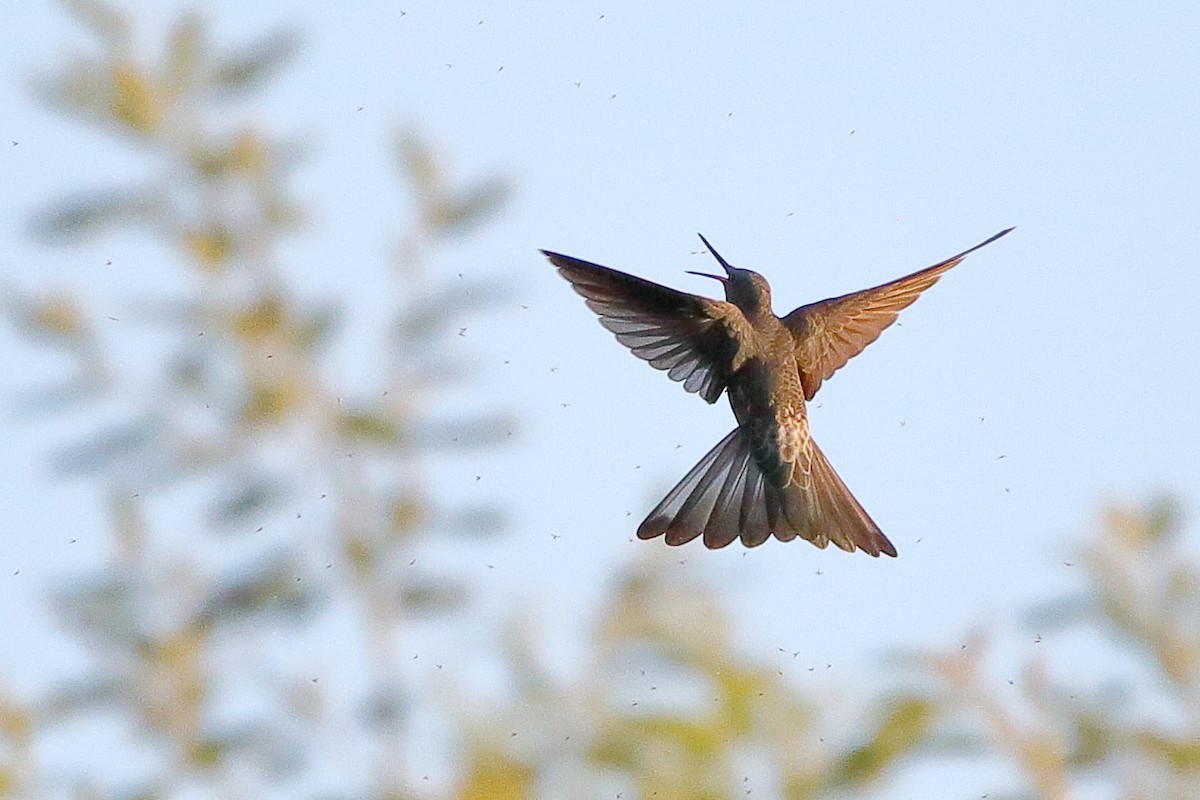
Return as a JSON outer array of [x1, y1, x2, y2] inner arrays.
[[727, 323, 810, 488]]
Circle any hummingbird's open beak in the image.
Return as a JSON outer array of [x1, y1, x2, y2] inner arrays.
[[697, 233, 735, 275]]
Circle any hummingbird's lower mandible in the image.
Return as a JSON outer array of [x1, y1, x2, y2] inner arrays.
[[542, 228, 1013, 556]]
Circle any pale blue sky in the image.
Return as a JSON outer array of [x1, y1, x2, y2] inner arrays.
[[2, 2, 1199, 797]]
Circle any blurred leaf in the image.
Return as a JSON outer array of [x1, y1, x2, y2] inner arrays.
[[197, 553, 319, 627], [338, 409, 401, 444], [38, 676, 128, 725], [188, 738, 226, 768], [231, 296, 286, 339], [1136, 731, 1200, 771], [392, 277, 510, 343], [229, 131, 271, 172], [207, 476, 287, 527], [1107, 498, 1181, 548], [138, 624, 211, 726], [183, 226, 233, 270], [388, 494, 426, 535], [832, 696, 937, 787], [0, 701, 30, 742], [399, 135, 508, 236], [64, 0, 131, 49], [1166, 564, 1198, 606], [399, 135, 439, 196], [4, 291, 91, 347], [209, 30, 298, 95], [51, 417, 158, 476], [427, 180, 507, 235], [27, 297, 85, 340], [36, 58, 99, 117], [190, 135, 255, 179], [400, 577, 468, 616], [359, 683, 409, 730], [120, 788, 165, 800], [343, 531, 374, 577], [241, 380, 303, 425], [54, 571, 141, 648], [110, 63, 161, 132], [109, 484, 147, 556], [30, 187, 160, 244], [165, 14, 205, 92], [295, 305, 339, 353], [261, 195, 307, 230], [1068, 709, 1115, 767], [1145, 496, 1181, 543], [593, 718, 722, 766], [714, 666, 768, 736], [167, 351, 209, 394], [189, 723, 303, 781], [781, 773, 822, 800]]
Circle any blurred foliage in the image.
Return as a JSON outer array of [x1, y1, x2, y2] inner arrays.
[[449, 557, 930, 800], [451, 500, 1199, 799], [5, 1, 508, 798], [3, 3, 1198, 800]]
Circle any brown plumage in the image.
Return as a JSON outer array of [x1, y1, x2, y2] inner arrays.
[[543, 228, 1012, 556]]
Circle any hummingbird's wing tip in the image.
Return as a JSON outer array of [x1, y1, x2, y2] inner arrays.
[[953, 227, 1016, 260]]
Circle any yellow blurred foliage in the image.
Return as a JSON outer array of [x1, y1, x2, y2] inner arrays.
[[241, 380, 305, 425], [110, 63, 160, 133], [455, 752, 533, 800], [183, 227, 232, 269], [28, 297, 85, 340]]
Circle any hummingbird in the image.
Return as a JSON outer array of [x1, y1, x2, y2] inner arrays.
[[542, 227, 1013, 556]]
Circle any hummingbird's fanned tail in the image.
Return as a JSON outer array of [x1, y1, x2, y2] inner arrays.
[[638, 429, 897, 557]]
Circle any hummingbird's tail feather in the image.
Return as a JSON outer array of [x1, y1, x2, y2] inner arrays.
[[637, 429, 898, 556], [637, 428, 758, 548], [790, 438, 898, 557]]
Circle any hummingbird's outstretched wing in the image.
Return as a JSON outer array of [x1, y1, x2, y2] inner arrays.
[[782, 228, 1013, 400], [543, 250, 750, 404]]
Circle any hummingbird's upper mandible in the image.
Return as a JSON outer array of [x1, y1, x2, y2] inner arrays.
[[688, 233, 773, 318]]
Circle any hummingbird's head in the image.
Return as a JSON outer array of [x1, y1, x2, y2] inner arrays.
[[688, 234, 772, 316]]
